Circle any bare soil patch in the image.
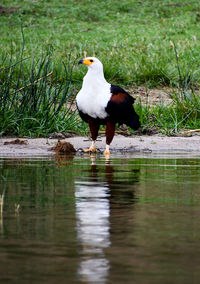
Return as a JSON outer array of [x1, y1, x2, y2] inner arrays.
[[128, 86, 173, 106]]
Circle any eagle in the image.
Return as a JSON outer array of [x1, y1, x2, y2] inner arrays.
[[76, 57, 140, 155]]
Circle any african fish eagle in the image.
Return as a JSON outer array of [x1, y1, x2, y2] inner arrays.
[[76, 57, 140, 155]]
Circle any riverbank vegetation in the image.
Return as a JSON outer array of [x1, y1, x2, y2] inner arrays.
[[0, 0, 200, 136]]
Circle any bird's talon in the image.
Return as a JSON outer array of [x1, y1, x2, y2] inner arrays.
[[83, 147, 97, 153]]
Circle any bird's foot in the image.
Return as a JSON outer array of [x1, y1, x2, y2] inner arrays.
[[83, 146, 97, 153], [104, 149, 110, 156]]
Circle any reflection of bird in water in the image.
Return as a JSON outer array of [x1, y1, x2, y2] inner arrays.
[[75, 156, 140, 283], [88, 157, 140, 205], [75, 171, 110, 283]]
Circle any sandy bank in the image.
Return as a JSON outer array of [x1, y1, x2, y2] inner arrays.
[[0, 135, 200, 156]]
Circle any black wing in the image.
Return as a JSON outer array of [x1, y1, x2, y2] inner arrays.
[[105, 85, 140, 130]]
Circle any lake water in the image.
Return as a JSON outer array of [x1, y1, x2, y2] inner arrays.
[[0, 152, 200, 284]]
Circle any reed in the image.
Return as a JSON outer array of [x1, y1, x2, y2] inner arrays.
[[0, 44, 80, 137]]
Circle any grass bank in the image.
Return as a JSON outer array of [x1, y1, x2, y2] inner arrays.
[[0, 0, 200, 136], [1, 44, 199, 137]]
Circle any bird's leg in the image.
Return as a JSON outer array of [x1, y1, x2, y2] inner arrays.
[[83, 119, 100, 153], [83, 140, 97, 153], [104, 120, 115, 156]]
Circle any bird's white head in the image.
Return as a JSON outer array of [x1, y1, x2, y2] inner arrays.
[[78, 57, 103, 71]]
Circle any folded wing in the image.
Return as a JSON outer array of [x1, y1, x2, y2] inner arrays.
[[105, 85, 140, 130]]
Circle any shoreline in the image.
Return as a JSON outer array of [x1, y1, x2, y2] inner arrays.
[[0, 135, 200, 156]]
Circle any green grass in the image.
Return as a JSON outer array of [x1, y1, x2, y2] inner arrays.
[[1, 0, 200, 87], [0, 0, 200, 136], [136, 99, 200, 135]]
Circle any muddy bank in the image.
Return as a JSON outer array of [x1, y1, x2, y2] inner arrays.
[[0, 135, 200, 156]]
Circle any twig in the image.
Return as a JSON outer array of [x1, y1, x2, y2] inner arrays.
[[185, 129, 200, 133], [9, 71, 53, 95], [0, 188, 6, 216]]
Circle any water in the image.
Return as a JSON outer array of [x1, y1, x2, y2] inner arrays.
[[0, 153, 200, 284]]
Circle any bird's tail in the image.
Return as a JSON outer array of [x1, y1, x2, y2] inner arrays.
[[126, 111, 140, 130]]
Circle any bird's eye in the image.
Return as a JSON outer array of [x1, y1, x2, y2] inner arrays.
[[90, 59, 94, 62]]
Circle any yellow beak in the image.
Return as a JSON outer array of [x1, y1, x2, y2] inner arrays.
[[78, 58, 93, 66]]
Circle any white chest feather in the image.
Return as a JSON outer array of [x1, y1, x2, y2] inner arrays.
[[76, 71, 111, 119]]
